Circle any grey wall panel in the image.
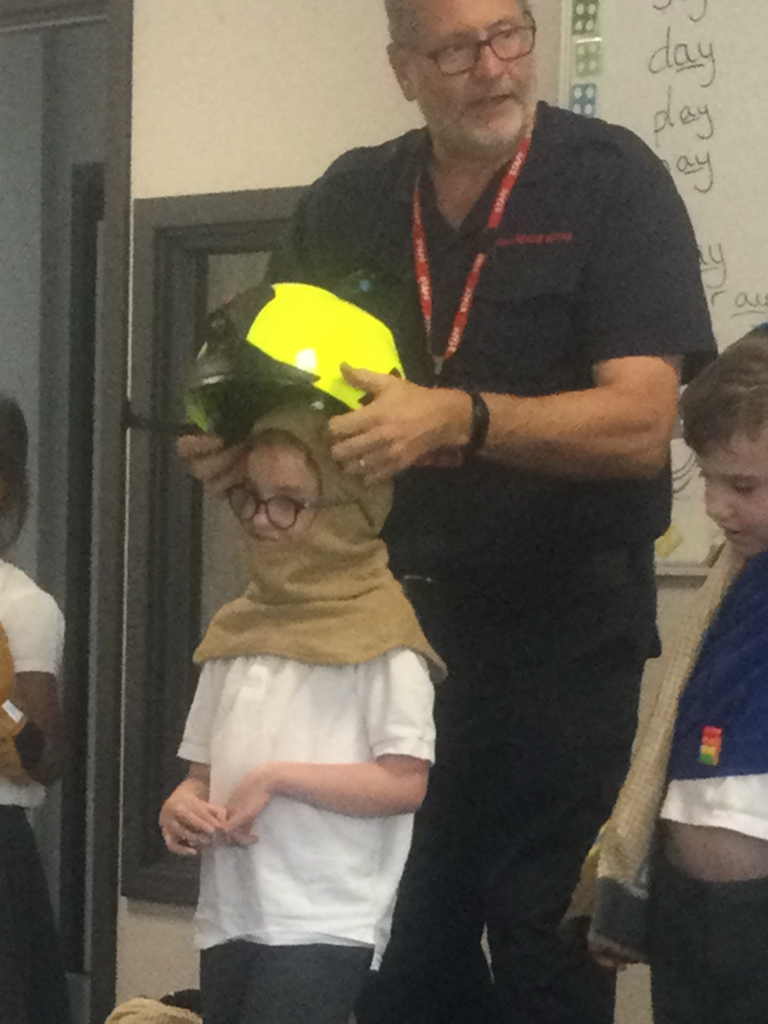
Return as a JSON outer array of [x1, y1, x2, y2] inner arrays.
[[37, 21, 107, 596], [0, 32, 44, 575]]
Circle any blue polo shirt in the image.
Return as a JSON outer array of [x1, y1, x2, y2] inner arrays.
[[669, 548, 768, 781]]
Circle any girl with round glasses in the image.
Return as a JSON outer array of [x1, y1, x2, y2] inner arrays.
[[225, 452, 353, 536], [161, 406, 442, 1024]]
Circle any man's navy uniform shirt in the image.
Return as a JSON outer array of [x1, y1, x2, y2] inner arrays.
[[273, 103, 715, 577], [271, 102, 716, 740]]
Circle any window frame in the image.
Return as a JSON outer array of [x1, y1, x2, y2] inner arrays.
[[0, 0, 105, 31], [122, 187, 303, 905]]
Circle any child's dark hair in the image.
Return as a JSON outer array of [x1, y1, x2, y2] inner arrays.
[[682, 325, 768, 455], [0, 395, 29, 554]]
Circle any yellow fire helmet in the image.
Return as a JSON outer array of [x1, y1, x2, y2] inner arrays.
[[185, 282, 405, 442], [249, 283, 404, 407]]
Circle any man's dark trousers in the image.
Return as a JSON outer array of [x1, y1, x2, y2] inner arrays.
[[356, 558, 653, 1024]]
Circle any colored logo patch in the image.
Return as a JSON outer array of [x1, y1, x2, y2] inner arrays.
[[699, 725, 723, 766]]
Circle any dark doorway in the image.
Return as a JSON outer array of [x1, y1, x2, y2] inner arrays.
[[59, 162, 104, 975]]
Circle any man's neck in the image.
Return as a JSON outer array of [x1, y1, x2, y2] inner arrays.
[[429, 140, 521, 226]]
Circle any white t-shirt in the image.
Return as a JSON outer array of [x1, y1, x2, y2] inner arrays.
[[0, 559, 64, 808], [178, 648, 436, 959], [660, 774, 768, 843]]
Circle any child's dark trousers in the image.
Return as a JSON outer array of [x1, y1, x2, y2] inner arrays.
[[201, 939, 372, 1024], [649, 851, 768, 1024]]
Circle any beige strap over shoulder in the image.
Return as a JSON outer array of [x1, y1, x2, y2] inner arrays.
[[104, 998, 200, 1024]]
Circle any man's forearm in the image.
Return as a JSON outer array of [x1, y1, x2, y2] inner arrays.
[[330, 355, 680, 484], [483, 384, 672, 478], [474, 356, 681, 479]]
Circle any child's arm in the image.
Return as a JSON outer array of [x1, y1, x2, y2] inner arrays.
[[7, 671, 67, 786], [160, 762, 227, 857], [224, 755, 429, 842]]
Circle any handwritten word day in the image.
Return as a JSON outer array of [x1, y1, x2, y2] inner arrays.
[[646, 0, 767, 324]]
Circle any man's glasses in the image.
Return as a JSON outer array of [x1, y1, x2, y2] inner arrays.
[[424, 18, 536, 77], [227, 486, 348, 531]]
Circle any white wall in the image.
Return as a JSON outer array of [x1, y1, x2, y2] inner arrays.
[[37, 23, 107, 591], [0, 33, 43, 575], [0, 24, 106, 580], [132, 0, 417, 199], [132, 0, 562, 200]]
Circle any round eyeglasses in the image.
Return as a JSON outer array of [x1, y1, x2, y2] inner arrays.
[[424, 19, 536, 77], [227, 486, 350, 531]]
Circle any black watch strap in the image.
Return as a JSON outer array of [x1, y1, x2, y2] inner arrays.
[[464, 391, 490, 458]]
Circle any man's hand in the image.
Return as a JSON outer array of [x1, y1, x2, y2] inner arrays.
[[329, 365, 471, 482], [588, 938, 637, 972], [160, 776, 227, 857], [177, 433, 249, 495]]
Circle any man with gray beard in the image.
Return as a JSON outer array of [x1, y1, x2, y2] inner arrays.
[[181, 0, 715, 1020]]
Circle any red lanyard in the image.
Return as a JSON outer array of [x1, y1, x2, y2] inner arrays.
[[413, 132, 533, 373]]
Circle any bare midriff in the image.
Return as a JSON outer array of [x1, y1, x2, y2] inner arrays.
[[661, 821, 768, 881]]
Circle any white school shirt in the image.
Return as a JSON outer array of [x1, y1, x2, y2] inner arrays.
[[0, 560, 64, 808], [178, 648, 436, 960], [660, 774, 768, 843]]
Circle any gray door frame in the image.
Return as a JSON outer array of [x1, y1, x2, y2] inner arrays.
[[82, 2, 133, 1020], [0, 0, 105, 32]]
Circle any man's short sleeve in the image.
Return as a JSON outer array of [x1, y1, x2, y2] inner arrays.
[[579, 133, 715, 380], [359, 649, 436, 764]]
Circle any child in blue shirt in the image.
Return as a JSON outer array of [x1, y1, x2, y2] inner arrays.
[[648, 324, 768, 1023], [571, 325, 768, 1023]]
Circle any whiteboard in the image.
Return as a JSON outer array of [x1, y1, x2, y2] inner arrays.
[[563, 0, 768, 569]]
